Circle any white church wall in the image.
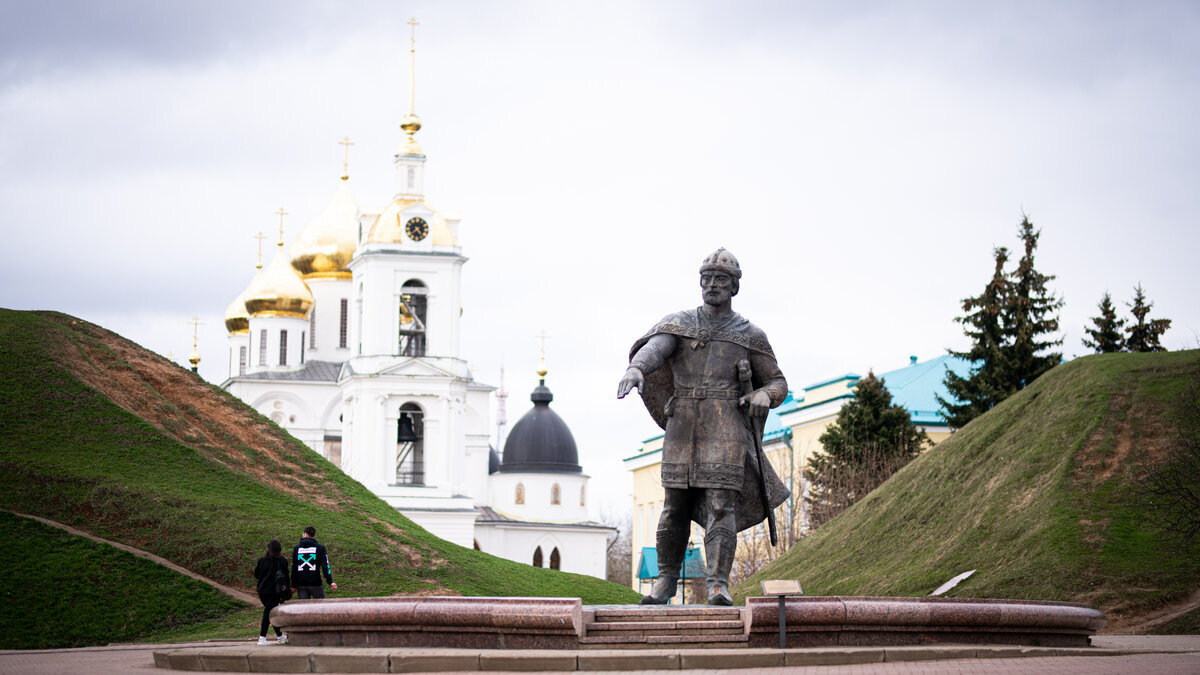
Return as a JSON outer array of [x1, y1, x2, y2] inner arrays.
[[226, 333, 249, 380], [474, 523, 611, 579], [304, 278, 352, 362], [245, 315, 311, 373], [489, 472, 589, 523], [338, 370, 476, 502]]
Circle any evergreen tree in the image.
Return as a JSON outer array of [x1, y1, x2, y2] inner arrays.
[[1125, 283, 1172, 352], [1082, 292, 1125, 353], [938, 216, 1063, 429], [1005, 217, 1064, 388], [937, 247, 1011, 429], [805, 371, 928, 527]]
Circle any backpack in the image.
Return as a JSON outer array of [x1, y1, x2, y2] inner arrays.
[[274, 560, 292, 601]]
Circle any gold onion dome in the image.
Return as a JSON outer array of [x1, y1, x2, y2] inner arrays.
[[223, 273, 256, 334], [365, 199, 456, 246], [399, 113, 423, 155], [244, 248, 313, 318], [290, 181, 359, 279]]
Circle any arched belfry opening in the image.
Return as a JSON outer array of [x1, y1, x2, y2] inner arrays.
[[396, 402, 424, 485], [398, 279, 427, 356]]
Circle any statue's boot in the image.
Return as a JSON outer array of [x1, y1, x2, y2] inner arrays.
[[704, 529, 736, 606], [640, 526, 686, 605]]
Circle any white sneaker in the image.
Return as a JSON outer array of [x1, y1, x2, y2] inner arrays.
[[257, 636, 269, 646], [277, 634, 288, 645]]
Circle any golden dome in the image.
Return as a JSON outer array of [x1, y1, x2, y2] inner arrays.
[[224, 269, 261, 334], [244, 248, 313, 318], [290, 181, 359, 279], [364, 198, 456, 246]]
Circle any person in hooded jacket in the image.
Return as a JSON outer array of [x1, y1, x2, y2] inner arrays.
[[252, 539, 291, 645]]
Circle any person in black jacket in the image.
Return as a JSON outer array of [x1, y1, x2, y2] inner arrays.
[[292, 526, 337, 599], [252, 539, 291, 645]]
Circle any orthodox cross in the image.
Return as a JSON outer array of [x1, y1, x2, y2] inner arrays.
[[536, 329, 550, 378], [275, 208, 289, 246], [188, 315, 205, 348], [339, 136, 354, 180], [407, 18, 419, 115], [254, 231, 266, 269]]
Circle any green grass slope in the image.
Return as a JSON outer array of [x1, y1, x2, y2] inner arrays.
[[733, 350, 1200, 631], [0, 309, 637, 647], [0, 510, 243, 649]]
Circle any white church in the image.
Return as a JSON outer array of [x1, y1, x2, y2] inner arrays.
[[218, 38, 612, 580]]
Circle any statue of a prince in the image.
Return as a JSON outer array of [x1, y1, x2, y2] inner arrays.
[[618, 248, 790, 605]]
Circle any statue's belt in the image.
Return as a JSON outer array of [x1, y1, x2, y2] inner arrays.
[[673, 387, 742, 400], [652, 322, 774, 357]]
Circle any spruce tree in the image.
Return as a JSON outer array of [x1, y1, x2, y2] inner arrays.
[[1082, 292, 1125, 353], [1005, 216, 1064, 388], [937, 247, 1011, 429], [1125, 283, 1172, 352], [805, 371, 928, 527], [938, 216, 1063, 429]]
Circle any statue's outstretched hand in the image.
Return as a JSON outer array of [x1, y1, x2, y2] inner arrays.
[[740, 389, 771, 418], [617, 367, 644, 399]]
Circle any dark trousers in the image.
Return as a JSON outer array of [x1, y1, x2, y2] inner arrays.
[[296, 585, 326, 599], [259, 594, 283, 637]]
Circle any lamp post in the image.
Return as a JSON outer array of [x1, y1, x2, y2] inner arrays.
[[681, 540, 695, 605]]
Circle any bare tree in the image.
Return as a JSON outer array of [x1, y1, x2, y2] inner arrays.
[[601, 508, 633, 587], [1145, 382, 1200, 547]]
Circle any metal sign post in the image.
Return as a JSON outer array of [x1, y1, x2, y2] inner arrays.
[[760, 580, 803, 649]]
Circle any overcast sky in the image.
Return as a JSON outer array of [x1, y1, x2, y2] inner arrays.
[[2, 1, 1197, 517]]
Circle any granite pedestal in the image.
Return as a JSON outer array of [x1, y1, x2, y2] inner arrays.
[[270, 596, 1105, 650]]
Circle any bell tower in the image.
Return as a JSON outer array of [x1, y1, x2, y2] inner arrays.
[[338, 19, 493, 548]]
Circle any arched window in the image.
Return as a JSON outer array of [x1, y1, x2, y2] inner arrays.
[[550, 547, 561, 571], [515, 482, 525, 505], [395, 403, 424, 485], [550, 483, 561, 505], [532, 546, 543, 568], [473, 540, 481, 551], [407, 167, 416, 190], [398, 279, 428, 356], [580, 484, 586, 507]]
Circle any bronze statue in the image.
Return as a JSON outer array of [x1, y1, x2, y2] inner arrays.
[[618, 248, 790, 605]]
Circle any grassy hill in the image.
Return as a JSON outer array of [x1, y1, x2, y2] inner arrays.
[[0, 309, 638, 648], [733, 349, 1200, 631]]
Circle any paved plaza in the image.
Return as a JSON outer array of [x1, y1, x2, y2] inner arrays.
[[0, 636, 1197, 674]]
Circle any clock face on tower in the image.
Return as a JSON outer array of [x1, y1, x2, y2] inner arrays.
[[404, 217, 429, 242]]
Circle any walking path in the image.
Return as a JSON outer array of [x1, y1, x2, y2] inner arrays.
[[5, 509, 257, 605], [3, 635, 1196, 674]]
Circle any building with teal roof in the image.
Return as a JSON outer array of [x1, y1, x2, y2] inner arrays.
[[624, 354, 972, 593]]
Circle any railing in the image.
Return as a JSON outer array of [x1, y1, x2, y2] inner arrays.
[[395, 461, 425, 486]]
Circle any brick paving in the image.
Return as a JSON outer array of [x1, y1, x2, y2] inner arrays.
[[1, 637, 1197, 674]]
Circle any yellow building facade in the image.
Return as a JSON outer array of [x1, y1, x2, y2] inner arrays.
[[624, 354, 968, 592]]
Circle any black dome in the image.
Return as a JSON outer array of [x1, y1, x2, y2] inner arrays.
[[500, 379, 581, 473], [488, 445, 500, 474]]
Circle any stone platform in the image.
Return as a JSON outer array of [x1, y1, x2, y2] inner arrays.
[[269, 596, 1105, 650]]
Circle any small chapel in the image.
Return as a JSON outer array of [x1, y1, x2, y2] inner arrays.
[[218, 27, 612, 579]]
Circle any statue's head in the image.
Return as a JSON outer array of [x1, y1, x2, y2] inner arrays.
[[699, 248, 741, 306]]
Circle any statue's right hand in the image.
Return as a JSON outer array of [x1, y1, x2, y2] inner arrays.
[[617, 367, 644, 399]]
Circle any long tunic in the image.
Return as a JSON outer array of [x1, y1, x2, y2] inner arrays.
[[629, 308, 788, 492]]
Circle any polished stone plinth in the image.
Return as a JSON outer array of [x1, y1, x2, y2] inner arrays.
[[745, 596, 1107, 648], [269, 596, 1106, 651], [272, 597, 583, 649]]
